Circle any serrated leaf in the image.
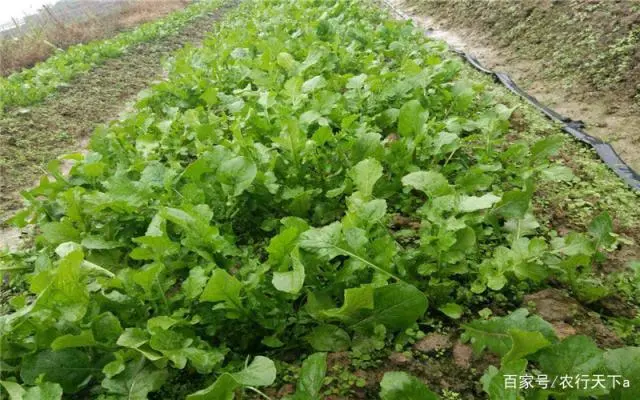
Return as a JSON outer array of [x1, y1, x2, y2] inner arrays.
[[182, 266, 208, 299], [502, 329, 551, 363], [0, 381, 63, 400], [531, 135, 563, 160]]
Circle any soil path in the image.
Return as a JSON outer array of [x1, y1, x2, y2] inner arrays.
[[386, 0, 640, 173], [0, 5, 234, 250]]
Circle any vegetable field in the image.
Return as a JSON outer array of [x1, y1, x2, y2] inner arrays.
[[1, 0, 639, 399], [0, 0, 222, 111]]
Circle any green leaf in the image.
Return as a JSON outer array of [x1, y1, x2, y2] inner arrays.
[[267, 227, 302, 268], [531, 135, 563, 161], [401, 171, 452, 197], [458, 193, 501, 213], [502, 329, 551, 363], [51, 330, 96, 350], [200, 269, 243, 310], [272, 251, 305, 294], [346, 74, 367, 89], [186, 374, 238, 400], [480, 359, 527, 400], [186, 356, 275, 400], [183, 266, 208, 299], [398, 100, 426, 137], [231, 356, 276, 387], [299, 222, 343, 260], [301, 75, 326, 93], [349, 158, 383, 198], [0, 381, 26, 400], [551, 232, 595, 256], [217, 156, 257, 196], [494, 188, 532, 219], [80, 236, 122, 250], [589, 211, 615, 248], [35, 244, 89, 322], [538, 335, 604, 381], [21, 349, 93, 393], [295, 353, 327, 399], [541, 165, 575, 182], [379, 372, 438, 400], [463, 309, 557, 356], [0, 381, 63, 400], [350, 284, 428, 333], [604, 347, 640, 400], [320, 286, 374, 322], [40, 222, 80, 245], [117, 328, 149, 349], [306, 325, 351, 352], [438, 303, 463, 319], [23, 383, 64, 400], [277, 52, 297, 71], [101, 359, 167, 400]]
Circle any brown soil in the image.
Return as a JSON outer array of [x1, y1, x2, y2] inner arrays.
[[389, 0, 640, 172], [523, 288, 624, 348], [0, 9, 228, 223], [261, 345, 494, 400]]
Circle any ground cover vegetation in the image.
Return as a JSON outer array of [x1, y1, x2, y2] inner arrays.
[[1, 0, 639, 399], [0, 0, 223, 112]]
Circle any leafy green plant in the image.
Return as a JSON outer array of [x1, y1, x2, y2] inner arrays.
[[0, 0, 637, 398], [464, 309, 640, 399]]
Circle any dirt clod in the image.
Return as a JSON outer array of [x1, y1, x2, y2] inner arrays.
[[523, 288, 581, 322], [413, 333, 452, 353], [388, 352, 411, 365], [551, 321, 578, 339], [524, 288, 623, 348], [452, 341, 474, 369]]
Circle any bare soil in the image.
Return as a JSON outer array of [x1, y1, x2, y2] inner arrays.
[[390, 0, 640, 172]]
